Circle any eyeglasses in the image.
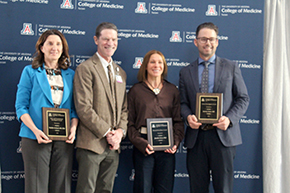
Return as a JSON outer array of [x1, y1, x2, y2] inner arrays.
[[196, 37, 217, 44]]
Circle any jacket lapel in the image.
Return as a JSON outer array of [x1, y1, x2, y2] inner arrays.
[[112, 62, 124, 115], [189, 60, 199, 93], [60, 69, 70, 107], [92, 54, 115, 110], [36, 65, 54, 106], [214, 56, 224, 92]]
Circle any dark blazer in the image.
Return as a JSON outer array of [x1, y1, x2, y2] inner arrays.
[[73, 54, 128, 154], [179, 56, 249, 148]]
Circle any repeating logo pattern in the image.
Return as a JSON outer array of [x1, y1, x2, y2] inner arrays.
[[206, 5, 218, 16], [135, 2, 147, 13], [60, 0, 74, 9], [20, 23, 34, 36], [169, 31, 182, 42], [133, 57, 143, 69]]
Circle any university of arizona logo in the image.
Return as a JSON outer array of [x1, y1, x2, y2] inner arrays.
[[135, 2, 147, 14], [20, 23, 34, 36], [129, 169, 135, 181], [17, 141, 22, 153], [169, 31, 182, 42], [133, 57, 143, 69], [60, 0, 74, 9], [206, 5, 218, 16]]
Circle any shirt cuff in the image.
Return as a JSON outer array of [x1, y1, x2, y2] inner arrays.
[[103, 128, 111, 137]]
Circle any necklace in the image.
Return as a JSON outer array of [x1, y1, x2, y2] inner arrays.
[[146, 80, 162, 95]]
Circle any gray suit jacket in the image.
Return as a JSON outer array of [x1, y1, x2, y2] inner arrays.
[[73, 54, 128, 154], [179, 56, 249, 148]]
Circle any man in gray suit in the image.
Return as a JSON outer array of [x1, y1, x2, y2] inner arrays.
[[179, 22, 249, 193], [73, 22, 128, 193]]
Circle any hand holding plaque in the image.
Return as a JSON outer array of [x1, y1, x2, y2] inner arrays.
[[42, 107, 70, 141], [195, 93, 223, 124], [146, 118, 173, 151]]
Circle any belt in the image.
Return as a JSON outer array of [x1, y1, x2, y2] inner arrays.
[[200, 125, 215, 131], [140, 127, 147, 134]]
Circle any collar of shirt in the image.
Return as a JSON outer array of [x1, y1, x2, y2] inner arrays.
[[198, 54, 216, 65], [96, 52, 114, 81]]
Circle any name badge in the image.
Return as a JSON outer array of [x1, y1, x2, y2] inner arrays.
[[116, 75, 123, 83]]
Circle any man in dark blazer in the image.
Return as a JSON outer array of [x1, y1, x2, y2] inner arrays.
[[179, 22, 249, 193], [73, 22, 128, 193]]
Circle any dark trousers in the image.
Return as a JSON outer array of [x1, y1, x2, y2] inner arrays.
[[133, 147, 175, 193], [21, 138, 74, 193], [75, 146, 119, 193], [187, 129, 236, 193]]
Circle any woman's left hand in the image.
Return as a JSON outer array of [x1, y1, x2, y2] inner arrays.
[[164, 145, 177, 154], [66, 118, 78, 144], [65, 128, 76, 144], [66, 127, 76, 144], [145, 144, 155, 155]]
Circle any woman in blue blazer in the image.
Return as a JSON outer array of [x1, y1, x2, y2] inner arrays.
[[15, 29, 78, 193]]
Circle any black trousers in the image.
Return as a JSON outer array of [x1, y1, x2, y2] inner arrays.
[[133, 147, 175, 193], [187, 129, 236, 193]]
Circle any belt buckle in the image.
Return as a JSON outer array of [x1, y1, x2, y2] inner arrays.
[[140, 127, 147, 134]]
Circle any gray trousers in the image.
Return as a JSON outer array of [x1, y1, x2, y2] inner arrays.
[[76, 147, 119, 193], [21, 138, 74, 193]]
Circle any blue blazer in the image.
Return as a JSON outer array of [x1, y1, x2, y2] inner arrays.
[[15, 64, 78, 140], [179, 56, 250, 148]]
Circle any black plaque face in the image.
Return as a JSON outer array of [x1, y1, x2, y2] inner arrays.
[[195, 93, 223, 124], [42, 107, 70, 141], [146, 118, 173, 151]]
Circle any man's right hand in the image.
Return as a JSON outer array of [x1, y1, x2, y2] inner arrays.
[[106, 130, 122, 150], [187, 115, 202, 129]]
